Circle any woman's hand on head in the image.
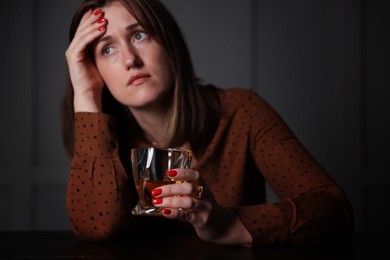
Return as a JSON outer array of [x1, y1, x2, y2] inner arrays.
[[65, 9, 107, 112], [151, 169, 253, 247]]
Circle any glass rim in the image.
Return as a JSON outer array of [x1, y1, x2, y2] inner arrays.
[[130, 147, 193, 155]]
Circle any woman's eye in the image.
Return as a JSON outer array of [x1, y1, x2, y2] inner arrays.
[[134, 31, 148, 42], [102, 46, 114, 56]]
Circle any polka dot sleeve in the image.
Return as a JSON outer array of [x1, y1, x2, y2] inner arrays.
[[236, 90, 353, 246], [201, 88, 353, 247], [66, 112, 135, 241], [72, 112, 117, 158]]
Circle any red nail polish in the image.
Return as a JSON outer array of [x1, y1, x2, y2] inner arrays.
[[152, 188, 162, 197], [167, 170, 177, 177], [162, 208, 171, 215], [98, 26, 105, 31], [152, 198, 163, 204], [94, 9, 102, 16], [97, 18, 106, 24]]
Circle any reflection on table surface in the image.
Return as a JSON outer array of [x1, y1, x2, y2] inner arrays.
[[0, 231, 386, 259]]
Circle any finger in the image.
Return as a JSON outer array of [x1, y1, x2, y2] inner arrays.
[[66, 16, 107, 62], [163, 208, 197, 223], [152, 182, 201, 198], [152, 196, 198, 210], [68, 9, 107, 51], [76, 9, 94, 31], [162, 207, 211, 228], [168, 169, 199, 182], [76, 9, 105, 35], [72, 16, 107, 47]]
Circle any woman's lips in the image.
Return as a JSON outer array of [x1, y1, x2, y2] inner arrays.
[[128, 73, 151, 86]]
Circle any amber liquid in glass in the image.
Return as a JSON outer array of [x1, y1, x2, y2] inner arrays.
[[136, 179, 175, 215]]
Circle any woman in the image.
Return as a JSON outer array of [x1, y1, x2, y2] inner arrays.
[[62, 0, 353, 247]]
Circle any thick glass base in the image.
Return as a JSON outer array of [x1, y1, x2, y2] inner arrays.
[[131, 203, 163, 216]]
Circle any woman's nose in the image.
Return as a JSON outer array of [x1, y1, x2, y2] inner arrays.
[[124, 46, 143, 69]]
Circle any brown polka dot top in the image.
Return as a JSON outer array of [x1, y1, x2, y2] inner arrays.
[[66, 88, 353, 247]]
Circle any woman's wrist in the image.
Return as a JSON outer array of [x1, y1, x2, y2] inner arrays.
[[214, 208, 253, 247], [196, 206, 253, 247], [73, 91, 102, 112]]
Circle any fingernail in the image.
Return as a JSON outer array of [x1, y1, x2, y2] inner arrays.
[[94, 9, 102, 16], [152, 198, 163, 204], [97, 18, 106, 24], [162, 208, 171, 215], [152, 188, 162, 197], [98, 26, 105, 31], [167, 170, 177, 177]]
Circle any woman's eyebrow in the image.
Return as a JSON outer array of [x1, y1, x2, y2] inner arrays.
[[95, 23, 141, 45], [126, 22, 141, 31], [96, 35, 112, 45]]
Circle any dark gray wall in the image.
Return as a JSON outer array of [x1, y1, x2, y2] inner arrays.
[[0, 0, 388, 237]]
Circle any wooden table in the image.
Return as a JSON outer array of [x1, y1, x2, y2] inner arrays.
[[0, 231, 386, 259]]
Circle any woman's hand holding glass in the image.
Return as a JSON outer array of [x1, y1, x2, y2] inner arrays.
[[65, 9, 107, 112], [151, 168, 252, 246]]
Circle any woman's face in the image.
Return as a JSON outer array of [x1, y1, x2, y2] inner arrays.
[[93, 1, 173, 110]]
